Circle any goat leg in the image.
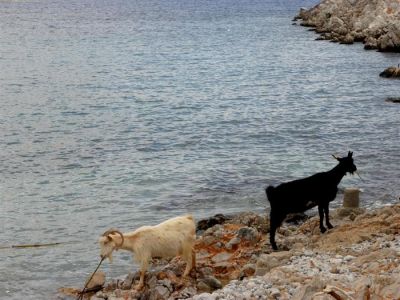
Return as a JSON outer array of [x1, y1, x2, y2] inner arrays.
[[318, 205, 327, 233], [269, 212, 285, 250], [323, 204, 333, 229], [135, 260, 149, 290]]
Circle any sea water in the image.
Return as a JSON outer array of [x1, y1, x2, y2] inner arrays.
[[0, 0, 399, 298]]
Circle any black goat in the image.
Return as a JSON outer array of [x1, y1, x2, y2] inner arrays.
[[266, 151, 357, 250]]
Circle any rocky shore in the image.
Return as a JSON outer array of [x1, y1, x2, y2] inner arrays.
[[60, 202, 400, 300], [294, 0, 400, 52]]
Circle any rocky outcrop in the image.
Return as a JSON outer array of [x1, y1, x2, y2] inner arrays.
[[60, 203, 400, 299], [380, 66, 400, 78], [295, 0, 400, 52]]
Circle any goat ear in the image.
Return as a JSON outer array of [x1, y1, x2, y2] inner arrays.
[[107, 235, 112, 242], [348, 151, 353, 158]]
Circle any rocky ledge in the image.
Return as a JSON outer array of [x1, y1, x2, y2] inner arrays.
[[60, 203, 400, 300], [294, 0, 400, 52]]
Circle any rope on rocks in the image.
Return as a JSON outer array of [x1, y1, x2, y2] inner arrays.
[[77, 257, 105, 300]]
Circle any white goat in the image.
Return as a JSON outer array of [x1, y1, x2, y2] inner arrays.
[[98, 215, 196, 290]]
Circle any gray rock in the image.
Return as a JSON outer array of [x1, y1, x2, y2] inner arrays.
[[211, 252, 232, 263], [177, 286, 197, 298], [270, 287, 281, 298], [256, 251, 292, 276], [198, 275, 223, 291], [121, 272, 135, 290], [292, 277, 326, 300], [193, 292, 216, 300], [197, 281, 213, 293], [146, 275, 158, 290], [237, 227, 260, 245], [85, 271, 106, 289], [150, 285, 170, 300], [380, 66, 400, 78], [240, 263, 256, 278], [94, 291, 108, 299]]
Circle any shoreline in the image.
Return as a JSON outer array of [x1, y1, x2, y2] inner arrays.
[[294, 0, 400, 53], [60, 201, 400, 299]]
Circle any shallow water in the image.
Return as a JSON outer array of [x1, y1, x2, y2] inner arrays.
[[0, 0, 399, 298]]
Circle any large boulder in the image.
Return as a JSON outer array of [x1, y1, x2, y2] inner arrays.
[[380, 66, 400, 78]]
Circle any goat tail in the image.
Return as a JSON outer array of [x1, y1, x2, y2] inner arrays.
[[265, 186, 275, 203]]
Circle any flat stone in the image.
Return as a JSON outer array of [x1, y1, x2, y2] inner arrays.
[[211, 252, 232, 263]]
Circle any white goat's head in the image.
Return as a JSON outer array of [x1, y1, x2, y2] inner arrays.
[[98, 228, 124, 262]]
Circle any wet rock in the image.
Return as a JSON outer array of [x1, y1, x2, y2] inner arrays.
[[197, 214, 231, 232], [386, 97, 400, 103], [339, 34, 354, 45], [380, 66, 400, 78]]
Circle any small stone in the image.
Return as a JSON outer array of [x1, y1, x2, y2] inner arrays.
[[240, 264, 256, 278], [304, 250, 313, 256], [121, 272, 135, 290], [85, 271, 106, 289], [211, 252, 232, 263], [270, 288, 281, 297], [114, 289, 122, 298], [152, 285, 170, 299], [199, 275, 223, 291], [226, 237, 241, 250], [193, 292, 216, 300], [237, 227, 260, 244], [344, 255, 355, 262]]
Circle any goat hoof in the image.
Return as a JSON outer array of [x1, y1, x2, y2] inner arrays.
[[320, 227, 327, 233], [327, 224, 334, 229]]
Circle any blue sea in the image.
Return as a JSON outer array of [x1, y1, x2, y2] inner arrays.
[[0, 0, 399, 298]]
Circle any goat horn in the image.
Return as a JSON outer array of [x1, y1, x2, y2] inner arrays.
[[332, 154, 339, 160], [102, 228, 124, 248]]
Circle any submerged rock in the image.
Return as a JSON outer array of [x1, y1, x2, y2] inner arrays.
[[386, 97, 400, 103]]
